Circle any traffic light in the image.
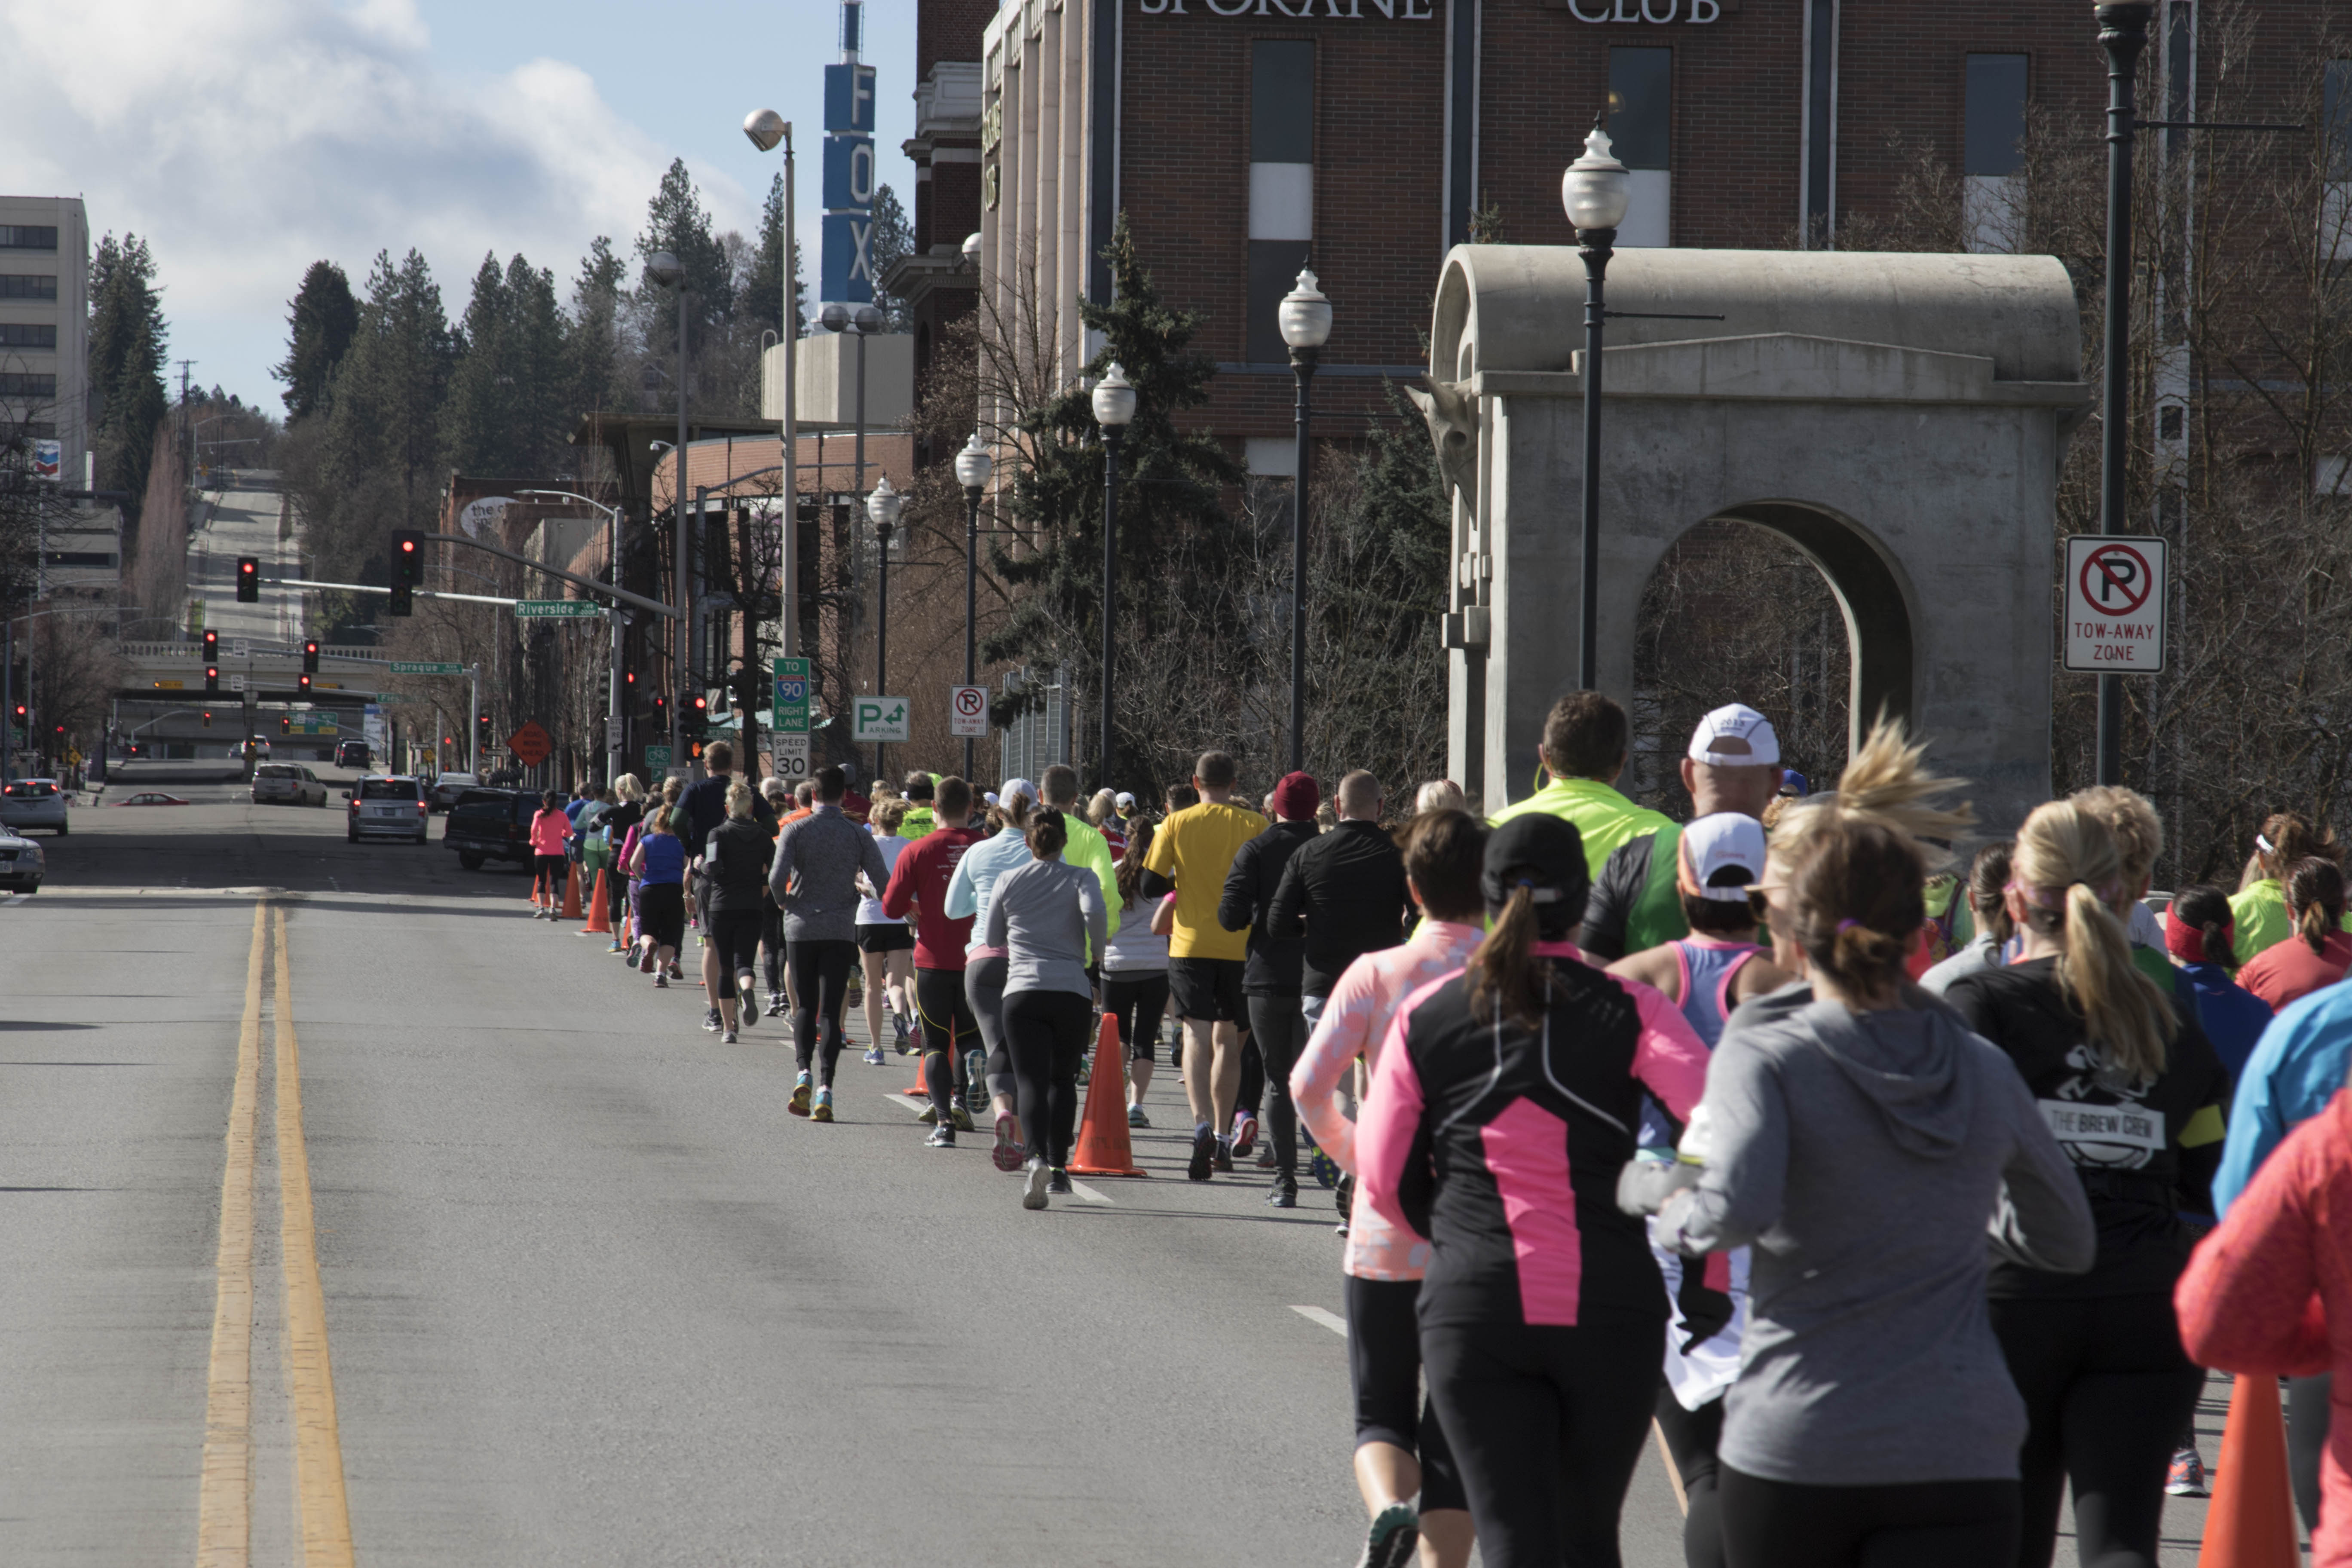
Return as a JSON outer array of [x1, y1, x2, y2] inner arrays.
[[281, 715, 291, 734], [478, 711, 493, 744], [201, 710, 212, 729], [9, 701, 24, 727], [392, 530, 424, 585], [685, 692, 709, 737], [236, 557, 259, 602], [202, 629, 219, 661], [205, 665, 220, 694], [302, 639, 319, 673], [389, 583, 413, 617], [297, 673, 312, 693], [651, 693, 667, 727], [688, 738, 706, 761]]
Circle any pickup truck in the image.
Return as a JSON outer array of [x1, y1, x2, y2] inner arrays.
[[443, 788, 537, 870]]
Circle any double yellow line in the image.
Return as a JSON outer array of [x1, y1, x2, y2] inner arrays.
[[197, 903, 355, 1567]]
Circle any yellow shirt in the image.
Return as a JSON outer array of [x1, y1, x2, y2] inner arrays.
[[1141, 799, 1268, 961]]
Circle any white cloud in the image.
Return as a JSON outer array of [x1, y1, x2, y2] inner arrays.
[[0, 0, 749, 400]]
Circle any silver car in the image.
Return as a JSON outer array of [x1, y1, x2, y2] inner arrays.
[[346, 775, 431, 843], [0, 825, 43, 891], [0, 778, 69, 836], [252, 762, 329, 807]]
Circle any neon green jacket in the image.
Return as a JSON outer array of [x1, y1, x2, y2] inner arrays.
[[1061, 814, 1123, 944], [1489, 775, 1677, 883]]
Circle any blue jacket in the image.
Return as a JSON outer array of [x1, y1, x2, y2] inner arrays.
[[2211, 980, 2352, 1216], [2179, 962, 2274, 1083]]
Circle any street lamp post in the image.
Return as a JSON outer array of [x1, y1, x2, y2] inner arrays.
[[647, 249, 689, 773], [821, 303, 887, 507], [1563, 118, 1632, 694], [954, 433, 993, 784], [743, 109, 800, 675], [1091, 367, 1137, 793], [1278, 270, 1333, 776], [865, 474, 901, 785], [2093, 2, 2154, 789]]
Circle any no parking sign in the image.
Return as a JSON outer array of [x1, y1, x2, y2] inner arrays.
[[2064, 536, 2167, 674]]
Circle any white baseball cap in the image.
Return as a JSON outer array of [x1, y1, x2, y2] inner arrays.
[[998, 777, 1037, 807], [1114, 791, 1136, 808], [1680, 812, 1770, 901], [1687, 703, 1781, 769]]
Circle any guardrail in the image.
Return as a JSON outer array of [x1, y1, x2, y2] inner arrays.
[[119, 642, 388, 663]]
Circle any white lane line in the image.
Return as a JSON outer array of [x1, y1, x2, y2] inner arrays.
[[879, 1094, 930, 1118], [1291, 1305, 1348, 1337], [1067, 1179, 1115, 1206]]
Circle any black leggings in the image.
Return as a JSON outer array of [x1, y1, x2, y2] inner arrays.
[[1237, 1031, 1264, 1119], [964, 955, 1016, 1102], [1345, 1274, 1466, 1513], [760, 897, 784, 993], [1988, 1292, 2205, 1568], [916, 966, 980, 1118], [1102, 972, 1170, 1062], [706, 910, 763, 1000], [1717, 1467, 2021, 1568], [2289, 1372, 2331, 1534], [789, 939, 859, 1086], [1654, 1388, 1726, 1568], [1002, 988, 1090, 1167], [1245, 992, 1308, 1175], [1421, 1318, 1663, 1568]]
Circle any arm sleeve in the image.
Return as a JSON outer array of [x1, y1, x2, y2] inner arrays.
[[1081, 876, 1109, 968], [1138, 869, 1176, 901], [1356, 1005, 1435, 1244], [943, 847, 980, 920], [1579, 840, 1647, 963], [1216, 842, 1258, 934], [1266, 849, 1308, 944], [1084, 834, 1122, 940], [2174, 1128, 2330, 1377], [879, 843, 921, 922], [1290, 964, 1374, 1174], [1627, 980, 1711, 1122], [1139, 821, 1179, 898], [1657, 1033, 1787, 1256], [1987, 1066, 2099, 1273], [983, 867, 1013, 951]]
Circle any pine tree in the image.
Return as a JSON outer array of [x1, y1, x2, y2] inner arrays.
[[318, 249, 453, 564], [444, 253, 571, 477], [566, 236, 631, 420], [743, 174, 807, 343], [634, 158, 732, 343], [274, 261, 358, 422], [86, 233, 169, 522], [869, 183, 913, 330]]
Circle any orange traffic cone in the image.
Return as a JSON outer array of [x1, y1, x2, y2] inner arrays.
[[560, 862, 584, 921], [2199, 1374, 2302, 1568], [1069, 1015, 1148, 1177], [578, 870, 612, 934]]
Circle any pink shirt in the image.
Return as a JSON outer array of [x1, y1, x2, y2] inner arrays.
[[530, 809, 570, 857], [1291, 919, 1485, 1280]]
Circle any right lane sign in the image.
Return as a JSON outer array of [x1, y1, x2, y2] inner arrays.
[[2064, 535, 2167, 674]]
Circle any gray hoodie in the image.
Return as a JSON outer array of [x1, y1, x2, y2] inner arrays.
[[1661, 1000, 2094, 1487]]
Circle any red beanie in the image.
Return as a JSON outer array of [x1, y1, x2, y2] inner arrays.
[[1271, 771, 1320, 821]]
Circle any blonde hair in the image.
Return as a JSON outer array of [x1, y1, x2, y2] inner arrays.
[[726, 781, 756, 820], [615, 774, 646, 803], [876, 798, 910, 833], [1088, 788, 1118, 827], [1767, 719, 1975, 882], [2071, 784, 2162, 892], [2012, 799, 2175, 1086]]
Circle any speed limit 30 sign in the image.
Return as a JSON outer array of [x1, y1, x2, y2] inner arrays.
[[2064, 535, 2167, 674]]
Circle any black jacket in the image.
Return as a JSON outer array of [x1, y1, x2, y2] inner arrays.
[[1266, 818, 1415, 995], [702, 818, 774, 914], [1216, 820, 1318, 994]]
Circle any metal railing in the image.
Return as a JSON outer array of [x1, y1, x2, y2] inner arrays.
[[119, 641, 388, 663]]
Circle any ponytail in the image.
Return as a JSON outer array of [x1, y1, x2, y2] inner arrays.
[[1467, 886, 1553, 1028], [2016, 800, 2174, 1087], [2285, 856, 2346, 956]]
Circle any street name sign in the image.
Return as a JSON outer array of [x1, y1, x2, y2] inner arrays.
[[389, 661, 465, 676], [949, 685, 990, 738], [514, 600, 603, 620], [2064, 536, 2167, 674], [853, 697, 910, 743]]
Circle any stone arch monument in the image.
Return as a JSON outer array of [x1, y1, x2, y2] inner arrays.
[[1414, 247, 2091, 830]]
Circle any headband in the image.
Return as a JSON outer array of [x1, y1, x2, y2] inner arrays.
[[2165, 915, 2230, 965], [2257, 833, 2277, 855]]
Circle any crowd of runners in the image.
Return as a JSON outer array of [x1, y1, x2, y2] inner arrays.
[[535, 700, 2348, 1568]]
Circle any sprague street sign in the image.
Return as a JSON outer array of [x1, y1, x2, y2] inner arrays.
[[949, 685, 990, 738], [2064, 535, 2167, 674], [853, 697, 910, 743], [389, 661, 465, 676]]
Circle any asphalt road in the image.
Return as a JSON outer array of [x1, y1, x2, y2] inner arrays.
[[0, 766, 2242, 1565]]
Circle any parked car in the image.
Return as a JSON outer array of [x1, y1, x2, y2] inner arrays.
[[0, 778, 69, 835], [427, 771, 481, 812], [346, 775, 430, 844], [0, 825, 43, 891], [252, 763, 329, 807], [114, 792, 192, 806], [442, 787, 537, 870], [335, 740, 372, 771]]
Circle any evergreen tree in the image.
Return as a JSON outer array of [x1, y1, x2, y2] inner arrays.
[[318, 249, 453, 564], [633, 158, 732, 342], [743, 174, 806, 342], [274, 260, 358, 421], [444, 252, 571, 476], [566, 236, 630, 419], [869, 183, 913, 330], [86, 233, 169, 522]]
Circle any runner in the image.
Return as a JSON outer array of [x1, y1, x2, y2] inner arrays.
[[1355, 815, 1711, 1568], [854, 799, 918, 1064], [1487, 691, 1675, 890], [2236, 857, 2352, 1011], [2071, 785, 2170, 964], [1218, 771, 1320, 1200], [702, 782, 773, 1044], [679, 743, 773, 1031], [1919, 842, 2014, 995], [600, 775, 647, 952], [1601, 813, 1788, 1568], [946, 778, 1043, 1169], [1089, 788, 1127, 858], [983, 806, 1109, 1209], [1039, 764, 1123, 953], [1163, 781, 1200, 818], [1140, 751, 1270, 1181], [1580, 702, 1782, 962], [880, 776, 984, 1146], [1413, 780, 1466, 815], [769, 765, 891, 1124], [1944, 799, 2229, 1568], [2230, 812, 2346, 964], [1113, 790, 1140, 838], [627, 805, 688, 987], [757, 777, 793, 1016], [1639, 808, 2094, 1568], [898, 772, 938, 839], [2160, 885, 2272, 1079], [1101, 821, 1171, 1127], [528, 790, 570, 919], [1289, 808, 1488, 1568]]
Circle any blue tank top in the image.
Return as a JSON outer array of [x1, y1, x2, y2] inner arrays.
[[1636, 936, 1760, 1150], [637, 832, 687, 885]]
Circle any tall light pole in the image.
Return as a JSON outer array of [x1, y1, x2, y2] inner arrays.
[[954, 433, 993, 784], [865, 473, 901, 785], [647, 250, 690, 773], [1563, 118, 1631, 694], [742, 109, 800, 672], [1278, 270, 1332, 776], [1091, 367, 1137, 793], [2093, 3, 2153, 788]]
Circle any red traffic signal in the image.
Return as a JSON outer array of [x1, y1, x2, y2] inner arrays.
[[202, 629, 219, 656], [302, 639, 320, 673], [690, 694, 708, 715], [281, 716, 291, 734], [297, 673, 312, 692], [9, 701, 23, 722], [236, 557, 260, 603]]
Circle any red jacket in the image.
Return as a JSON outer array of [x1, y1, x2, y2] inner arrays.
[[2176, 1088, 2352, 1566], [880, 826, 982, 970]]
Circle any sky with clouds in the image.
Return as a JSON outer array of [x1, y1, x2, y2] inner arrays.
[[0, 0, 917, 411]]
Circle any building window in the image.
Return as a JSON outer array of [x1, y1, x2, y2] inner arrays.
[[2325, 60, 2352, 263], [1963, 54, 2029, 254], [0, 324, 57, 349], [1608, 47, 1672, 248], [1800, 0, 1838, 247], [1246, 41, 1315, 367], [0, 374, 58, 398], [0, 227, 58, 251], [0, 276, 57, 300]]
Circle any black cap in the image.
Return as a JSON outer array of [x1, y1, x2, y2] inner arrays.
[[1482, 814, 1591, 934]]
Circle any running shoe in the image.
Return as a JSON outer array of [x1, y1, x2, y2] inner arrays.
[[1267, 1173, 1299, 1209], [1255, 1142, 1277, 1169], [1075, 1051, 1091, 1087], [1046, 1168, 1072, 1197], [721, 1029, 738, 1045], [1356, 1501, 1420, 1568], [993, 1116, 1026, 1173], [787, 1073, 812, 1118], [666, 962, 683, 980], [811, 1088, 834, 1124], [918, 1103, 940, 1125], [738, 999, 756, 1030], [2165, 1446, 2209, 1497], [1231, 1112, 1258, 1159], [638, 945, 656, 974], [653, 974, 669, 989], [892, 1011, 913, 1054], [1187, 1125, 1216, 1182], [951, 1105, 975, 1133], [1213, 1137, 1235, 1174], [863, 1045, 886, 1066], [1335, 1173, 1355, 1225], [766, 995, 788, 1017], [1309, 1146, 1343, 1191], [1127, 1103, 1151, 1130], [926, 1124, 956, 1148], [703, 1008, 724, 1034], [1022, 1159, 1050, 1210]]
